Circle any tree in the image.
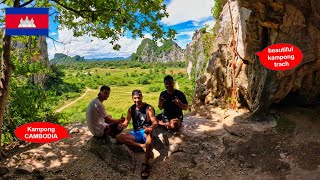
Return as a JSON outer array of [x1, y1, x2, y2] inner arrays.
[[0, 0, 175, 157]]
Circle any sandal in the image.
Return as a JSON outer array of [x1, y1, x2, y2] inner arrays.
[[141, 163, 150, 179]]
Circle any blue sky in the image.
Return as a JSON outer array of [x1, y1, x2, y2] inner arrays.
[[47, 0, 215, 59], [1, 0, 216, 59]]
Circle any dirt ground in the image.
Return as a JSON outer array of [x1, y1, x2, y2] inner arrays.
[[1, 105, 320, 180]]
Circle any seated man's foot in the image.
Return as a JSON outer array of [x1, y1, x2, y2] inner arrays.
[[158, 120, 170, 129], [141, 163, 151, 179]]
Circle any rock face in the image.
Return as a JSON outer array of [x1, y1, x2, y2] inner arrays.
[[185, 31, 206, 80], [193, 0, 320, 117], [10, 36, 49, 84], [130, 38, 185, 62]]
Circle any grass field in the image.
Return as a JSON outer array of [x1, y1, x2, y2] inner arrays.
[[56, 67, 194, 125]]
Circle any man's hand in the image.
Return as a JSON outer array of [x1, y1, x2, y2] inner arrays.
[[172, 96, 181, 105], [119, 114, 125, 123], [144, 126, 153, 134], [159, 96, 165, 105]]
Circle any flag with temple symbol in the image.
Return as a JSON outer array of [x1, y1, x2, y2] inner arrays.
[[5, 8, 49, 36]]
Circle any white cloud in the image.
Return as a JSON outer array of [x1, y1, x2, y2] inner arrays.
[[49, 32, 57, 36], [201, 19, 216, 30], [177, 30, 195, 37], [162, 0, 214, 25], [47, 27, 150, 59]]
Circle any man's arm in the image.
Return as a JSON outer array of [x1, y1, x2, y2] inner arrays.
[[158, 95, 165, 110], [121, 108, 132, 129], [104, 114, 125, 124], [145, 107, 158, 134], [173, 96, 188, 110]]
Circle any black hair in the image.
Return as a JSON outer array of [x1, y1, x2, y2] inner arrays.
[[100, 85, 111, 92], [164, 75, 174, 82], [132, 89, 142, 96]]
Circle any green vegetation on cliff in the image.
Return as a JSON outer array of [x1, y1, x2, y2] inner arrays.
[[50, 53, 85, 65], [130, 38, 181, 61]]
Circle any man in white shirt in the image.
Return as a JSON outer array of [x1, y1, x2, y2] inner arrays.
[[86, 85, 124, 137]]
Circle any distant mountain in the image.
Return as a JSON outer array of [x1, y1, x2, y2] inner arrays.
[[49, 54, 129, 64], [50, 53, 85, 65], [85, 56, 130, 61], [130, 38, 185, 62]]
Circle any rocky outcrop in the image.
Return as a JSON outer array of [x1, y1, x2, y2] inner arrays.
[[88, 136, 135, 174], [185, 29, 215, 80], [130, 38, 185, 62], [10, 36, 49, 84], [193, 0, 320, 118], [185, 31, 205, 80]]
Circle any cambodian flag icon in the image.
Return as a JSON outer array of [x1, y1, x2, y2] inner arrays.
[[5, 8, 49, 36]]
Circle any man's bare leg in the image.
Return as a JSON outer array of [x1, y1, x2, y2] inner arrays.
[[144, 133, 153, 164], [116, 133, 145, 148]]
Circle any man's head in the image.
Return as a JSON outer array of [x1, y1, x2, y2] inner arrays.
[[164, 75, 174, 92], [98, 85, 111, 101], [132, 89, 143, 106]]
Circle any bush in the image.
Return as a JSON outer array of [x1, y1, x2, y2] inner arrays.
[[130, 72, 138, 77], [109, 80, 117, 85], [117, 81, 129, 86], [105, 72, 111, 76], [212, 0, 223, 19], [127, 79, 134, 84], [148, 85, 161, 92], [137, 77, 150, 85]]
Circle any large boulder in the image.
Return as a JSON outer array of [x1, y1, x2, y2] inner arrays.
[[87, 136, 135, 174]]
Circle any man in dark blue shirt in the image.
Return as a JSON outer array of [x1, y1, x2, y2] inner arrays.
[[157, 75, 188, 131]]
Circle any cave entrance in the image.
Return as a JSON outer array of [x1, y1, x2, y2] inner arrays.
[[273, 91, 320, 107]]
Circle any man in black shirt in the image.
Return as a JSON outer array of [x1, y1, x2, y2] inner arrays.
[[116, 90, 157, 179], [157, 75, 188, 131]]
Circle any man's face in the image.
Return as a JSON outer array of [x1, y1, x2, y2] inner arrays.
[[100, 90, 110, 100], [132, 95, 143, 106], [164, 79, 174, 91]]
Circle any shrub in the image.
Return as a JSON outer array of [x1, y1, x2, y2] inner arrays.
[[137, 77, 150, 84], [148, 85, 161, 92], [130, 72, 138, 77], [212, 0, 223, 19], [127, 79, 134, 84], [117, 81, 129, 86]]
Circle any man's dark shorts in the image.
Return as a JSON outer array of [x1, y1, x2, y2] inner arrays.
[[103, 123, 123, 137], [156, 113, 183, 122]]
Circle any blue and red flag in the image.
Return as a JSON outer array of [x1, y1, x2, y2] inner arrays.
[[5, 8, 49, 36]]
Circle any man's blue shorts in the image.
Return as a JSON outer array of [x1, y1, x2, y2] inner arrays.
[[130, 129, 146, 144]]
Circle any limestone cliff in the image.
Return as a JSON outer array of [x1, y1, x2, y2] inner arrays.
[[192, 0, 320, 118], [130, 38, 185, 62], [185, 28, 215, 80], [10, 36, 49, 84]]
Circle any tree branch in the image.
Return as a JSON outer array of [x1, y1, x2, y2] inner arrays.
[[50, 0, 119, 20], [51, 0, 88, 19], [19, 0, 34, 7], [49, 11, 59, 16]]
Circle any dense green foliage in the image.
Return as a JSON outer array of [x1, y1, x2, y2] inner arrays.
[[212, 0, 224, 19], [52, 58, 186, 70], [50, 0, 176, 50]]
